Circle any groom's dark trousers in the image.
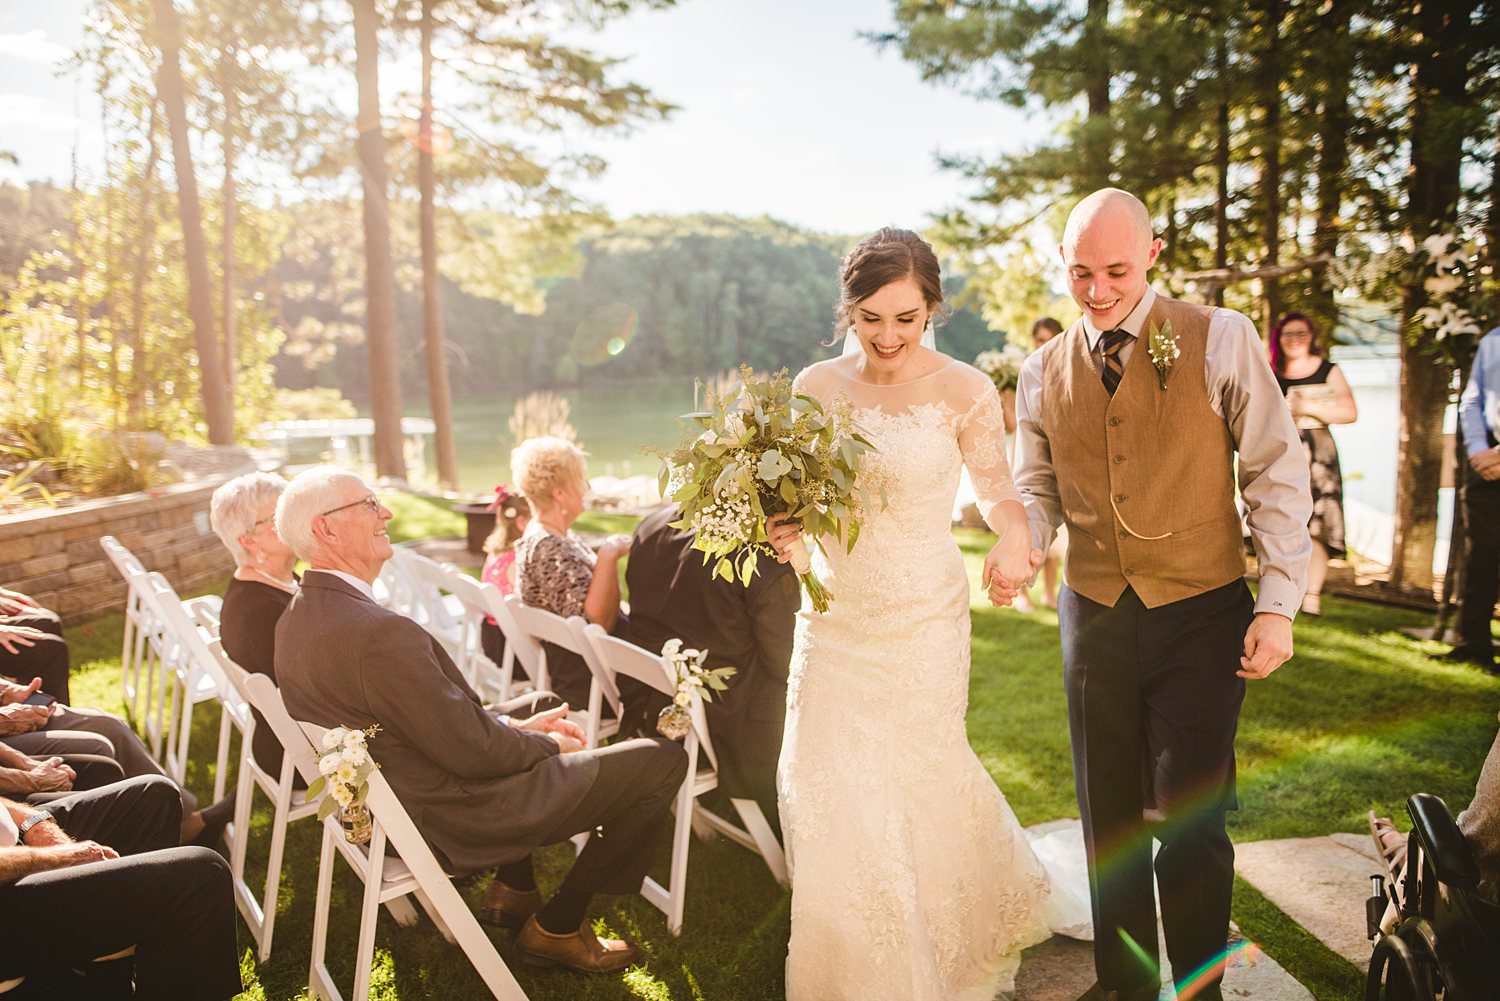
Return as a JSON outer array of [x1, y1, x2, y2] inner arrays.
[[1059, 578, 1253, 996]]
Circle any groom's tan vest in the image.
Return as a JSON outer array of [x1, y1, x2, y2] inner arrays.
[[1039, 295, 1245, 609]]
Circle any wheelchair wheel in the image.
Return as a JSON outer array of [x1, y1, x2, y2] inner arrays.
[[1366, 927, 1442, 1001]]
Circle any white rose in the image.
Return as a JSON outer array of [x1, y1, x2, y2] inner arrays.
[[343, 730, 364, 750], [319, 752, 342, 775], [661, 638, 683, 658], [341, 745, 368, 767], [321, 728, 344, 751]]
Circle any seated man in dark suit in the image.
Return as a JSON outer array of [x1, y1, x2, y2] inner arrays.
[[0, 774, 241, 1000], [625, 504, 798, 834], [273, 466, 686, 973]]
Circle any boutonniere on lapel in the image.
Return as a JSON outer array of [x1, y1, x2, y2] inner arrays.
[[1146, 318, 1180, 390]]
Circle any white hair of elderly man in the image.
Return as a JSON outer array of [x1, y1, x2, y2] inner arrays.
[[275, 465, 373, 564]]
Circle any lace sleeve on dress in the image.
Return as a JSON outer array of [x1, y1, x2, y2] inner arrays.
[[958, 379, 1022, 525]]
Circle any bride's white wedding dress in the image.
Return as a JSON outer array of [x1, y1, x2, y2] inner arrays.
[[778, 356, 1054, 1001]]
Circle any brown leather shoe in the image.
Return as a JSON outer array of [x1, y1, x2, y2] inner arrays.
[[515, 915, 639, 973], [477, 880, 542, 930]]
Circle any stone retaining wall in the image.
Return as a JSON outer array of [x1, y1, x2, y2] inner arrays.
[[0, 478, 237, 621]]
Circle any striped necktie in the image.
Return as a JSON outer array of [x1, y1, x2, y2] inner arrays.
[[1100, 328, 1131, 396]]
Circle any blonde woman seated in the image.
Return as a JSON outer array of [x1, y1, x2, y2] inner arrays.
[[511, 437, 631, 713]]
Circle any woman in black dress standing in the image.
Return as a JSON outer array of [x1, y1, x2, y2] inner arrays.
[[1269, 312, 1359, 615]]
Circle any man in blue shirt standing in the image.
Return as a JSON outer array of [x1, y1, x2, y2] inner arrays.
[[1443, 326, 1500, 672]]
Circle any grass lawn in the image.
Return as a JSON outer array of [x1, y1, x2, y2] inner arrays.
[[56, 496, 1498, 1001]]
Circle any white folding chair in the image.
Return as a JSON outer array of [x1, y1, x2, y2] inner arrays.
[[207, 639, 319, 960], [243, 675, 530, 1001], [100, 536, 154, 721], [581, 625, 789, 908], [142, 574, 224, 786], [387, 547, 466, 665], [442, 570, 539, 703], [504, 597, 616, 748]]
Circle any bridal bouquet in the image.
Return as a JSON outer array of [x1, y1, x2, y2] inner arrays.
[[658, 366, 880, 612], [974, 343, 1029, 392], [307, 724, 381, 844]]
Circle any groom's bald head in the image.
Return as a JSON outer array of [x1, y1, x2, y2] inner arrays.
[[1059, 188, 1162, 331], [1063, 189, 1154, 251]]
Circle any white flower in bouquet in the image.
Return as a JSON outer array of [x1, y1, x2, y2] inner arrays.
[[658, 366, 880, 613], [306, 723, 382, 823]]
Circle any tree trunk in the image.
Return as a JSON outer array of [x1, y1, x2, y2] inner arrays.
[[150, 0, 233, 444], [420, 0, 459, 490], [128, 101, 162, 430], [1214, 31, 1229, 309], [1258, 0, 1282, 336], [1390, 0, 1473, 593], [1081, 0, 1112, 189], [1309, 0, 1350, 338], [220, 44, 238, 416], [352, 0, 406, 479]]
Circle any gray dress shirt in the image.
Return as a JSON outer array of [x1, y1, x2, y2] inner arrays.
[[1014, 287, 1312, 618]]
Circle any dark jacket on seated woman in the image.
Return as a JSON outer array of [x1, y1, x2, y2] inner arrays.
[[219, 576, 302, 785]]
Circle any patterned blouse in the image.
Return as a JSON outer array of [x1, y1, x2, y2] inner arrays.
[[514, 524, 595, 620]]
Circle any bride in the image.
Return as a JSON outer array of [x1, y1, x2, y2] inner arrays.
[[770, 228, 1053, 1001]]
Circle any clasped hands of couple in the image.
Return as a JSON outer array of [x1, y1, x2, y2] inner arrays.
[[765, 513, 1294, 682]]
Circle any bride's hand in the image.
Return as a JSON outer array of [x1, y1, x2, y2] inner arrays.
[[981, 534, 1043, 607], [766, 513, 803, 564]]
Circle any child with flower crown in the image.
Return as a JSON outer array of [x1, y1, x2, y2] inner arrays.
[[480, 484, 531, 671]]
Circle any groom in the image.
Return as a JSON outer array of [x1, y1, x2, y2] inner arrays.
[[1006, 188, 1312, 1001]]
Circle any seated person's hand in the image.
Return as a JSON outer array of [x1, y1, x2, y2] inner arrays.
[[26, 755, 74, 793], [0, 702, 52, 736], [512, 704, 587, 752], [40, 840, 119, 869], [0, 587, 39, 616], [0, 627, 45, 657], [598, 534, 632, 559], [0, 675, 43, 705]]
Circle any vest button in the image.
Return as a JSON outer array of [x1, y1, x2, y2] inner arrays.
[[1108, 416, 1122, 426], [1114, 493, 1127, 503], [1123, 567, 1135, 576], [1113, 454, 1125, 464], [1118, 529, 1128, 540]]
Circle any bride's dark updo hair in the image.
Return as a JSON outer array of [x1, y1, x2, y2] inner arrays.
[[834, 228, 947, 334]]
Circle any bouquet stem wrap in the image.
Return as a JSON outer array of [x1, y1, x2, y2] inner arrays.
[[785, 537, 831, 613]]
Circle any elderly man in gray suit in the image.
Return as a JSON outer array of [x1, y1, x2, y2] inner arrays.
[[273, 466, 686, 973]]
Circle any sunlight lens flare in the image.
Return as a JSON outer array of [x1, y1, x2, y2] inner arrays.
[[572, 301, 638, 364]]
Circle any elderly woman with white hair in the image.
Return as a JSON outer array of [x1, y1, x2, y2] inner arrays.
[[511, 437, 632, 712], [209, 472, 300, 780]]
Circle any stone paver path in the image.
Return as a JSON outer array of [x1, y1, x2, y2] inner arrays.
[[1234, 832, 1382, 970]]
